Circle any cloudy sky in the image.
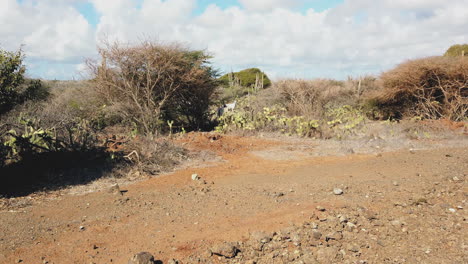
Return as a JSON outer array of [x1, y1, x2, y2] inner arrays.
[[1, 0, 467, 80]]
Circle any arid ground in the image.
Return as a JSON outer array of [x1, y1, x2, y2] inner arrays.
[[1, 132, 467, 264]]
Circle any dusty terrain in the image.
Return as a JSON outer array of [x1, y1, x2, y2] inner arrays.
[[0, 132, 467, 264]]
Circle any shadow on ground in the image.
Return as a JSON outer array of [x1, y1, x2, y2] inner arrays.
[[0, 150, 128, 198]]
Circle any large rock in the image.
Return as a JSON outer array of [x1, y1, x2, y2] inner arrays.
[[211, 242, 239, 258], [128, 252, 155, 264]]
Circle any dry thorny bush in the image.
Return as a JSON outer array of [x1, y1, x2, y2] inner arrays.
[[86, 40, 218, 135], [274, 77, 378, 119], [376, 56, 468, 121]]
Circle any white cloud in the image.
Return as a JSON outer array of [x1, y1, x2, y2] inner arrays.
[[1, 0, 467, 80], [0, 0, 95, 62], [238, 0, 299, 11]]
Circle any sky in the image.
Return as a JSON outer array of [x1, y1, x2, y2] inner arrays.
[[1, 0, 467, 80]]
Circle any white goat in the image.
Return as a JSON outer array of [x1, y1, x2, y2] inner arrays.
[[217, 100, 237, 117]]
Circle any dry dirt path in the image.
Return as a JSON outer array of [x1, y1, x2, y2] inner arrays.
[[0, 134, 467, 264]]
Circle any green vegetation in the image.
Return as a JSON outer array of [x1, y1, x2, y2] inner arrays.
[[217, 68, 271, 103], [0, 48, 49, 115], [444, 44, 468, 57], [215, 98, 320, 137], [1, 41, 466, 197], [219, 68, 271, 88]]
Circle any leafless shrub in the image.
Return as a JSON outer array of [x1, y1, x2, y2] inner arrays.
[[123, 136, 188, 175], [274, 78, 379, 118], [86, 40, 218, 135], [374, 56, 468, 121]]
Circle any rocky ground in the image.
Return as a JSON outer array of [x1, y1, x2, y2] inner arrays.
[[183, 173, 466, 264], [1, 131, 467, 264]]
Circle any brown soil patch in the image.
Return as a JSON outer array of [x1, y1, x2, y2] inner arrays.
[[0, 134, 466, 264]]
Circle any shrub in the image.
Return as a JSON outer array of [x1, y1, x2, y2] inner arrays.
[[87, 40, 218, 135], [215, 98, 320, 137], [0, 48, 49, 115], [374, 56, 468, 121], [219, 68, 271, 89], [444, 44, 468, 57], [275, 79, 363, 118]]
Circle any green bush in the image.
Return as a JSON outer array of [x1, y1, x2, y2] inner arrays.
[[444, 44, 468, 57], [219, 68, 271, 89], [215, 98, 320, 137], [0, 48, 49, 115]]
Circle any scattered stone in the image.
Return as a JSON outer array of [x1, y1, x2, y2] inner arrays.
[[79, 226, 85, 231], [339, 215, 348, 223], [452, 176, 460, 182], [347, 244, 360, 253], [191, 174, 200, 181], [211, 242, 238, 258], [316, 206, 326, 212], [333, 188, 344, 195], [128, 252, 155, 264], [364, 210, 378, 220], [326, 231, 343, 241], [250, 231, 272, 244], [412, 198, 428, 206], [272, 192, 285, 198], [392, 181, 399, 186], [108, 184, 123, 195], [448, 208, 456, 213], [346, 222, 357, 231], [316, 247, 338, 263], [312, 230, 322, 240]]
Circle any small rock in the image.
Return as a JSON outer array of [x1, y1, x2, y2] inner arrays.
[[448, 208, 456, 213], [347, 244, 360, 253], [326, 231, 343, 241], [272, 192, 285, 198], [457, 206, 463, 210], [191, 174, 200, 181], [128, 252, 155, 264], [211, 242, 238, 258], [364, 210, 378, 220], [316, 206, 326, 212], [79, 226, 85, 231], [312, 230, 322, 240], [108, 184, 123, 195], [392, 181, 399, 186], [250, 231, 272, 244], [339, 215, 348, 223], [346, 222, 357, 231], [316, 247, 338, 262], [167, 259, 179, 264], [333, 188, 344, 195], [452, 176, 460, 182]]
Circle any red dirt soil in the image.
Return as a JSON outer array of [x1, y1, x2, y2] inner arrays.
[[0, 133, 467, 263]]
